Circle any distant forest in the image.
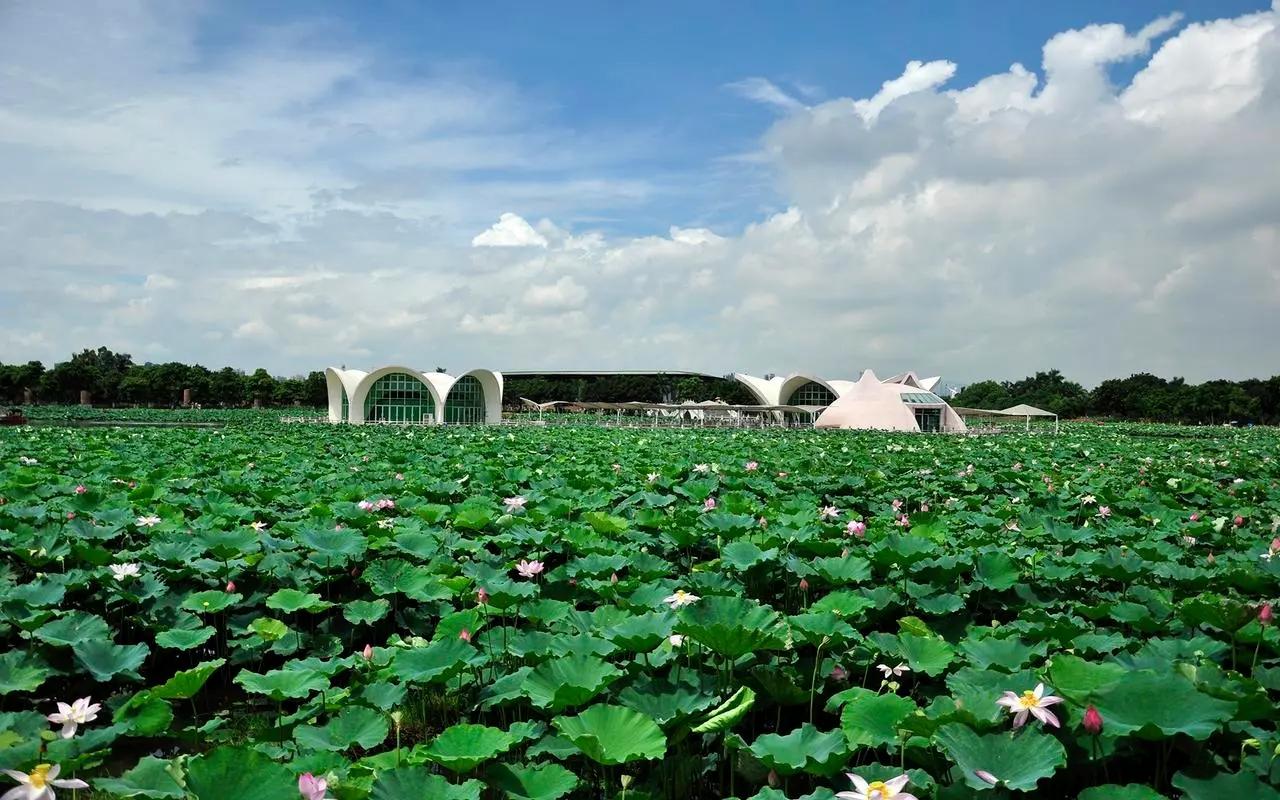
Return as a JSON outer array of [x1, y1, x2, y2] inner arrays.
[[1, 349, 1277, 425]]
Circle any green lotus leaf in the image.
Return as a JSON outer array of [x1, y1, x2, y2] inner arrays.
[[361, 680, 408, 710], [1091, 672, 1236, 740], [295, 705, 389, 751], [297, 525, 368, 561], [604, 612, 675, 652], [151, 658, 225, 700], [486, 763, 579, 800], [809, 591, 876, 618], [552, 704, 666, 765], [92, 756, 186, 798], [677, 596, 788, 659], [34, 611, 110, 647], [364, 558, 449, 601], [522, 655, 622, 712], [371, 766, 483, 800], [812, 555, 871, 584], [973, 551, 1020, 590], [959, 636, 1045, 672], [933, 722, 1067, 791], [392, 638, 485, 684], [114, 690, 174, 736], [1171, 771, 1280, 800], [838, 687, 916, 747], [266, 587, 332, 613], [234, 667, 328, 699], [154, 626, 216, 650], [181, 590, 241, 614], [344, 598, 391, 626], [422, 723, 515, 772], [1045, 654, 1127, 704], [73, 640, 149, 682], [946, 667, 1041, 724], [619, 673, 720, 725], [453, 506, 495, 531], [1078, 786, 1171, 800], [692, 686, 757, 733], [720, 541, 775, 571], [897, 632, 956, 676], [185, 746, 297, 800], [746, 723, 850, 776], [0, 651, 56, 694], [249, 617, 290, 641], [583, 511, 628, 534]]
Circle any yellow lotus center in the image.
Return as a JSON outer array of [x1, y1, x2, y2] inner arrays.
[[29, 764, 52, 789], [866, 782, 891, 799], [1018, 690, 1039, 708]]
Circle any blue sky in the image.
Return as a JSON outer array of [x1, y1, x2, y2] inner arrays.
[[1, 1, 1278, 382]]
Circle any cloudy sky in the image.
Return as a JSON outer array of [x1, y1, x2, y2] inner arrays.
[[1, 1, 1278, 385]]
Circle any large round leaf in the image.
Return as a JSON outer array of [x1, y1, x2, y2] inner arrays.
[[1171, 771, 1280, 800], [73, 640, 149, 681], [392, 639, 485, 684], [521, 655, 621, 712], [234, 667, 328, 699], [295, 706, 389, 751], [839, 688, 916, 747], [746, 723, 850, 777], [34, 611, 110, 647], [371, 766, 483, 800], [1078, 786, 1170, 800], [933, 723, 1066, 791], [485, 762, 579, 800], [422, 723, 514, 772], [185, 747, 296, 800], [552, 705, 666, 765], [93, 756, 186, 798], [1091, 672, 1235, 740], [151, 659, 225, 700], [677, 596, 787, 659]]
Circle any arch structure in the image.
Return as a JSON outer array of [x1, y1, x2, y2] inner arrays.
[[326, 366, 504, 425]]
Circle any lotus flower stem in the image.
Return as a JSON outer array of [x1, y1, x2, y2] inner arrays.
[[809, 638, 827, 724]]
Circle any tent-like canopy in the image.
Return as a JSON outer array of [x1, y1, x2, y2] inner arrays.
[[953, 404, 1059, 432]]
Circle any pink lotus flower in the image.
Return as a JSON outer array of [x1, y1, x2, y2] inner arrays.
[[66, 512, 75, 520], [837, 772, 917, 800], [1235, 515, 1246, 528], [226, 580, 236, 592], [896, 514, 910, 528], [1261, 603, 1273, 625], [376, 498, 395, 511], [516, 559, 545, 579], [459, 628, 472, 642], [830, 665, 849, 682], [846, 520, 866, 537], [361, 644, 373, 661], [504, 496, 527, 511], [357, 500, 374, 512], [1097, 506, 1112, 519], [799, 577, 809, 592], [1189, 512, 1200, 522], [299, 772, 330, 800], [820, 506, 840, 520], [704, 497, 717, 511], [891, 499, 903, 511], [476, 587, 489, 604], [996, 683, 1064, 728], [745, 461, 759, 471], [74, 484, 86, 495], [1082, 705, 1103, 735]]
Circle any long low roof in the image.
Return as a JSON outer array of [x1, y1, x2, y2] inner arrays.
[[523, 400, 826, 414], [953, 404, 1057, 418]]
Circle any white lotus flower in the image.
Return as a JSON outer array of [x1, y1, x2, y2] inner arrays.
[[996, 683, 1064, 728], [2, 763, 88, 799], [135, 515, 161, 527], [109, 563, 141, 581], [692, 463, 710, 474], [836, 772, 918, 800], [669, 634, 685, 647], [663, 590, 700, 609], [47, 697, 101, 739], [503, 495, 527, 511], [876, 663, 911, 678]]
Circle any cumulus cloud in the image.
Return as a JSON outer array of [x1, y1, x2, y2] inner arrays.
[[1, 2, 1278, 384], [472, 213, 550, 248]]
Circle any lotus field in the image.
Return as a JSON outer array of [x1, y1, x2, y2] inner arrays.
[[4, 421, 1280, 800]]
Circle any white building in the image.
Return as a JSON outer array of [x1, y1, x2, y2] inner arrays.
[[325, 367, 503, 425]]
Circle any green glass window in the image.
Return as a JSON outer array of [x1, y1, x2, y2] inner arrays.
[[444, 375, 486, 424], [786, 381, 836, 407], [340, 387, 349, 421], [363, 372, 436, 424], [914, 407, 942, 432], [901, 392, 944, 404]]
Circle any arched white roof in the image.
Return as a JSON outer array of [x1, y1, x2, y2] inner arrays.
[[777, 373, 840, 405], [733, 373, 785, 406], [445, 368, 504, 424], [919, 376, 941, 392], [349, 366, 447, 425], [816, 370, 920, 431], [325, 367, 366, 423]]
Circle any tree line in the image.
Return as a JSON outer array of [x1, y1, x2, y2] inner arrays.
[[952, 369, 1280, 425], [0, 348, 326, 408]]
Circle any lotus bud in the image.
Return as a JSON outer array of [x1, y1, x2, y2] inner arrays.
[[225, 580, 236, 592], [1261, 603, 1273, 626], [1190, 512, 1200, 522], [830, 665, 848, 681], [1235, 515, 1246, 527], [476, 587, 489, 604], [799, 577, 809, 592], [611, 572, 619, 584], [66, 511, 75, 520], [1207, 552, 1215, 564], [975, 770, 1000, 786], [767, 769, 780, 788], [361, 644, 373, 661], [1082, 705, 1103, 735], [459, 629, 472, 642], [74, 484, 87, 495]]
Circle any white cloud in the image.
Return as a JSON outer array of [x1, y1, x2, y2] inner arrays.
[[472, 213, 550, 248], [726, 78, 806, 113], [1, 3, 1278, 385]]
